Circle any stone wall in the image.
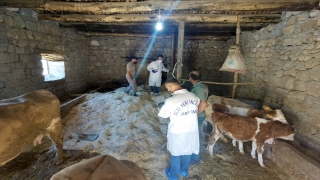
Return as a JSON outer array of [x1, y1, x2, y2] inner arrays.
[[182, 39, 234, 96], [88, 36, 233, 96], [0, 8, 89, 101], [88, 36, 173, 85], [238, 10, 320, 152]]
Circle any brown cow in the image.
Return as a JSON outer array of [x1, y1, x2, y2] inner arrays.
[[211, 103, 287, 123], [205, 95, 256, 126], [51, 155, 147, 180], [211, 103, 288, 154], [204, 95, 257, 145], [208, 112, 295, 167], [205, 95, 288, 155], [0, 90, 63, 166], [207, 95, 255, 110]]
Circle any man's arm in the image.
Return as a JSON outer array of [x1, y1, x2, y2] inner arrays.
[[198, 100, 207, 113], [193, 88, 208, 114], [161, 63, 170, 72], [126, 70, 134, 80], [147, 62, 155, 71], [158, 101, 171, 118]]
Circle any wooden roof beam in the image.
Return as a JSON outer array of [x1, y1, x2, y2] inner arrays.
[[38, 13, 281, 23], [59, 22, 263, 31], [0, 0, 318, 14]]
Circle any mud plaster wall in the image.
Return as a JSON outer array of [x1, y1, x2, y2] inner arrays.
[[88, 36, 173, 85], [0, 8, 89, 101], [237, 10, 320, 153]]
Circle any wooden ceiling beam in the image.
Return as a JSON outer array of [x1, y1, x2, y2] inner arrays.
[[57, 20, 265, 36], [79, 29, 236, 36], [59, 22, 263, 33], [38, 13, 281, 23], [79, 31, 231, 41], [0, 0, 318, 14]]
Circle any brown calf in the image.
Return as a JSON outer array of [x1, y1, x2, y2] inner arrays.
[[207, 102, 288, 154], [208, 112, 295, 167], [211, 103, 287, 123]]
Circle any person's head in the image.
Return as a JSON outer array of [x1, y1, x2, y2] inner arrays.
[[131, 56, 138, 64], [164, 78, 182, 93], [157, 55, 164, 61], [189, 70, 201, 84]]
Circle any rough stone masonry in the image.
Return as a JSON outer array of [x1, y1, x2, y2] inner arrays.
[[238, 10, 320, 153], [0, 8, 89, 101]]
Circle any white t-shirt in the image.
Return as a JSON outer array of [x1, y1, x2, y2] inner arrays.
[[158, 89, 200, 156]]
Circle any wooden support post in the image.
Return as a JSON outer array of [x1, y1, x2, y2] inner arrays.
[[232, 73, 239, 98], [169, 32, 175, 78], [176, 21, 185, 80], [232, 15, 241, 99]]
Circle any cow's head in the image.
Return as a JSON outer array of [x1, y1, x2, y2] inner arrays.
[[272, 109, 288, 124], [277, 123, 296, 141], [263, 106, 288, 124]]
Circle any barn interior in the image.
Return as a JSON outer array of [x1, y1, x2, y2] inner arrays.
[[0, 0, 320, 179]]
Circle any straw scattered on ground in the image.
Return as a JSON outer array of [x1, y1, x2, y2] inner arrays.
[[0, 86, 290, 180]]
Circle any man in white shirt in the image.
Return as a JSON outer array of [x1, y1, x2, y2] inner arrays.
[[147, 55, 170, 96], [158, 78, 200, 180]]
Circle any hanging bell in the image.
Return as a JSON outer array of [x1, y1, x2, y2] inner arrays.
[[219, 45, 246, 74]]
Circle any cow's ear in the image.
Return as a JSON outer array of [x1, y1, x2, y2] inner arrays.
[[263, 105, 272, 111], [266, 114, 274, 119]]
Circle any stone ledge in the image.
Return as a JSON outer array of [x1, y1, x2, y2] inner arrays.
[[269, 140, 320, 180], [60, 94, 86, 120]]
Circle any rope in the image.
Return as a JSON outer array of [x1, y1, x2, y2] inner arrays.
[[172, 62, 185, 85]]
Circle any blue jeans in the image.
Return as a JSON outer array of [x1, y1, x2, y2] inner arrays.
[[150, 86, 160, 93], [169, 154, 192, 179], [191, 116, 206, 163], [126, 77, 137, 95]]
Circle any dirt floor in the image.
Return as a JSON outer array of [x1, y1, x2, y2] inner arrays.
[[0, 86, 290, 180]]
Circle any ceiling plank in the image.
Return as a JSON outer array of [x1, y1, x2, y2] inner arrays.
[[0, 0, 318, 14], [38, 13, 281, 23]]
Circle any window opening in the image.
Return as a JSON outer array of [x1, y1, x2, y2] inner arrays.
[[41, 53, 66, 81]]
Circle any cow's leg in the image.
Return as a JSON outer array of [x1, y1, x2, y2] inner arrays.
[[257, 143, 265, 167], [208, 126, 220, 156], [232, 139, 237, 147], [47, 117, 63, 165], [238, 141, 244, 154], [251, 141, 257, 159]]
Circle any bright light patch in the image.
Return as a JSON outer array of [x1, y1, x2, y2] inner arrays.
[[156, 22, 163, 30]]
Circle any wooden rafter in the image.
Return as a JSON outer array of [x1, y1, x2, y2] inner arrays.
[[0, 0, 318, 14], [38, 13, 281, 23]]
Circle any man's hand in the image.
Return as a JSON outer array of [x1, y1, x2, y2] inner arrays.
[[152, 70, 158, 73], [157, 102, 165, 110]]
